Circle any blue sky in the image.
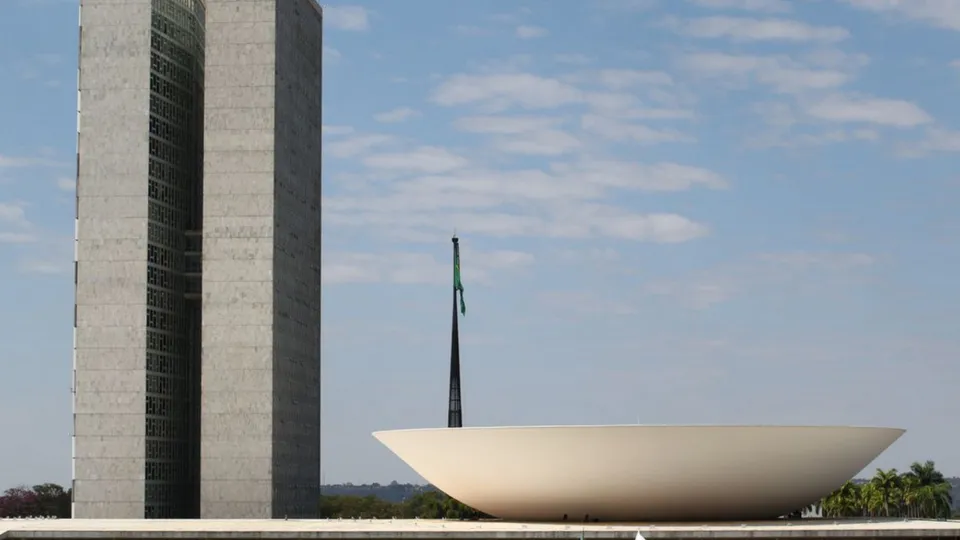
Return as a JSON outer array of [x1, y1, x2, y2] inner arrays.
[[0, 0, 959, 489]]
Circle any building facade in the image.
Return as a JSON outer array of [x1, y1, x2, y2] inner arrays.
[[73, 0, 322, 519]]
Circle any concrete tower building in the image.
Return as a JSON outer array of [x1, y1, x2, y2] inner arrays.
[[72, 0, 322, 520]]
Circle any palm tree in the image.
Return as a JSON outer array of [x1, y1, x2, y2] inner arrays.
[[900, 462, 952, 519], [868, 468, 900, 516], [822, 481, 862, 517]]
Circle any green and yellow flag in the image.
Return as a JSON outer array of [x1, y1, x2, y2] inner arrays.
[[454, 243, 466, 315]]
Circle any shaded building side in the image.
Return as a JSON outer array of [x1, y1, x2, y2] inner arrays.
[[73, 0, 205, 519], [199, 0, 322, 519]]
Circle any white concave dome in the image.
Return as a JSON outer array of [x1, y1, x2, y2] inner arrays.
[[373, 424, 904, 522]]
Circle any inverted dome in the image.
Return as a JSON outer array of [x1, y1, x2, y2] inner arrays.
[[373, 424, 904, 522]]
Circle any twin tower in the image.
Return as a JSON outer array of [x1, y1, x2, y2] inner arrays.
[[72, 0, 322, 519]]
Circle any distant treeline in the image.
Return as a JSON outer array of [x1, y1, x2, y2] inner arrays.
[[321, 481, 438, 503], [325, 477, 960, 511]]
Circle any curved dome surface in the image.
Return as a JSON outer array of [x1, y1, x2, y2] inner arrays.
[[373, 425, 904, 522]]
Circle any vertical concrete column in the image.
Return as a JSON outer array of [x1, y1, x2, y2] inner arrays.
[[73, 0, 153, 519]]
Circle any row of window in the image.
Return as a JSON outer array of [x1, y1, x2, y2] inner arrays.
[[149, 94, 194, 138], [147, 243, 181, 270], [148, 157, 197, 193], [149, 136, 189, 169], [149, 70, 194, 111], [147, 285, 185, 313], [146, 415, 187, 439], [146, 351, 196, 378], [150, 31, 200, 75], [148, 114, 188, 147], [150, 15, 201, 59], [146, 327, 188, 355], [147, 265, 182, 291], [148, 222, 184, 251], [148, 199, 187, 229], [146, 307, 190, 334], [146, 438, 190, 461], [150, 51, 194, 92], [152, 0, 205, 45], [148, 180, 193, 220], [145, 459, 195, 483], [146, 393, 189, 417]]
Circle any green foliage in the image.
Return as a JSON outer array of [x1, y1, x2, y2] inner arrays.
[[821, 461, 954, 519], [319, 489, 490, 520]]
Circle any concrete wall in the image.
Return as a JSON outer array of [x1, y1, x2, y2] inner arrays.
[[73, 0, 153, 519], [200, 0, 322, 519], [200, 0, 278, 519], [271, 0, 323, 519]]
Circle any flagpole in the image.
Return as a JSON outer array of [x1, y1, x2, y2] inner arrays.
[[447, 235, 463, 428]]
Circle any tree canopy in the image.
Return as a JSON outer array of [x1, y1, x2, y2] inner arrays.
[[818, 461, 955, 519], [319, 490, 489, 520]]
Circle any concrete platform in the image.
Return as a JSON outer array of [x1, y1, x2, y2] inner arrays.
[[1, 519, 960, 540]]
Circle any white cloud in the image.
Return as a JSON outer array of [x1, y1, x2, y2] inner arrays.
[[453, 115, 581, 156], [322, 125, 355, 136], [680, 52, 852, 93], [594, 69, 674, 89], [324, 5, 370, 31], [673, 16, 849, 42], [363, 146, 469, 174], [431, 73, 583, 110], [323, 46, 342, 63], [0, 232, 35, 244], [0, 202, 35, 244], [842, 0, 960, 32], [645, 251, 877, 309], [580, 114, 694, 144], [322, 154, 721, 244], [321, 249, 534, 285], [897, 128, 960, 157], [327, 134, 395, 158], [805, 94, 932, 127], [0, 154, 65, 168], [516, 25, 549, 38], [552, 160, 728, 191], [56, 177, 75, 191], [0, 202, 30, 227], [454, 115, 562, 134], [554, 53, 593, 65], [688, 0, 793, 13], [493, 129, 582, 156], [374, 107, 420, 123]]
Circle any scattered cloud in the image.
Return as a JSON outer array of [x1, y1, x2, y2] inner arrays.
[[323, 5, 370, 31], [0, 202, 30, 228], [644, 251, 877, 309], [554, 53, 593, 65], [804, 94, 932, 127], [687, 0, 793, 13], [374, 107, 420, 123], [323, 46, 342, 63], [432, 73, 583, 110], [0, 202, 36, 244], [326, 134, 395, 158], [363, 146, 469, 174], [56, 177, 75, 191], [322, 125, 355, 136], [538, 290, 638, 316], [679, 52, 852, 93], [669, 16, 849, 42], [897, 128, 960, 157], [516, 25, 549, 39], [321, 249, 534, 285], [842, 0, 960, 32], [0, 154, 66, 168]]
